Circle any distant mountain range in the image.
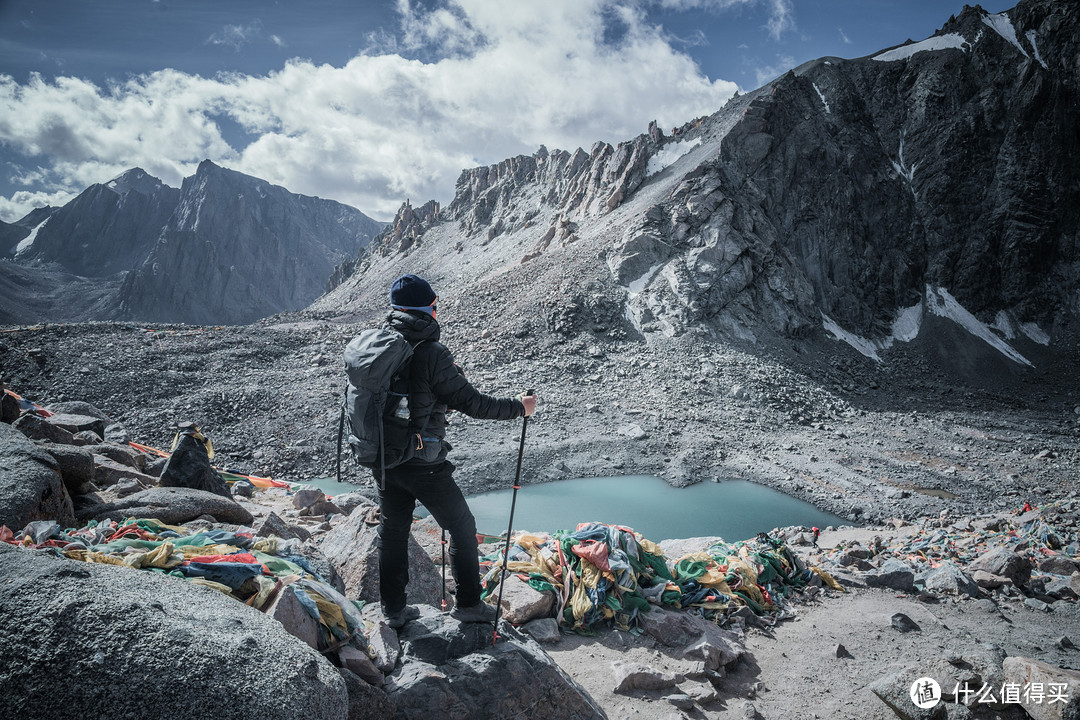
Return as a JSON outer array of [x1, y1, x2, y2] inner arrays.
[[1, 161, 384, 325], [317, 0, 1078, 375]]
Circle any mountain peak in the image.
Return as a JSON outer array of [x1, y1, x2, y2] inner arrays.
[[106, 168, 169, 197]]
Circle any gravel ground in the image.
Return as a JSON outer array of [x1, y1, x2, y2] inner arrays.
[[3, 315, 1079, 720], [1, 317, 1076, 527]]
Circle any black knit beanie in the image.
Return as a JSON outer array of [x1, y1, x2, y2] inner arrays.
[[390, 274, 437, 308]]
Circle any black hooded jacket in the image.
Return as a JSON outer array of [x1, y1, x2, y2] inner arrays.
[[385, 309, 525, 465]]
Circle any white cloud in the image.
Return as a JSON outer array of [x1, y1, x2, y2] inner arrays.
[[0, 0, 740, 222], [753, 53, 795, 86], [0, 187, 75, 221], [207, 21, 264, 51], [763, 0, 794, 40], [838, 26, 852, 44], [653, 0, 794, 40]]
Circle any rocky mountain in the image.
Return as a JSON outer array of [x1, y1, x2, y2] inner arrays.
[[8, 168, 179, 277], [0, 206, 56, 256], [318, 0, 1078, 380], [1, 163, 385, 326], [116, 161, 384, 325]]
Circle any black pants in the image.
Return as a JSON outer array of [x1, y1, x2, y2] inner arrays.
[[376, 460, 482, 612]]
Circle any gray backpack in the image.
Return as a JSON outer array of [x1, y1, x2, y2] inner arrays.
[[336, 328, 423, 484]]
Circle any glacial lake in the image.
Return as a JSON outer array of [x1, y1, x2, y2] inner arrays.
[[302, 474, 848, 542]]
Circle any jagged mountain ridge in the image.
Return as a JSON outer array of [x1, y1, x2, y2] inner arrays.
[[317, 0, 1078, 373], [9, 168, 180, 277], [116, 161, 385, 325], [1, 163, 385, 325]]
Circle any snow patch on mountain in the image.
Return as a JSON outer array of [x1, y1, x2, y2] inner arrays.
[[13, 217, 49, 256], [1025, 30, 1048, 69], [647, 138, 702, 176], [823, 288, 1035, 367], [926, 286, 1033, 367], [982, 12, 1029, 58], [872, 33, 967, 62], [822, 313, 882, 361], [812, 83, 830, 114]]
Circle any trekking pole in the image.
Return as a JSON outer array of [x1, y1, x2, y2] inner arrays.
[[440, 528, 448, 612], [492, 390, 534, 646]]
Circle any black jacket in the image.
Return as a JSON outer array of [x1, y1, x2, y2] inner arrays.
[[386, 309, 525, 465]]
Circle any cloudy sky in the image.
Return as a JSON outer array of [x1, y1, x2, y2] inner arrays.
[[0, 0, 1009, 223]]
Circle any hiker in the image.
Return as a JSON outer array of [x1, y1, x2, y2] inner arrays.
[[812, 527, 820, 546], [375, 274, 537, 629]]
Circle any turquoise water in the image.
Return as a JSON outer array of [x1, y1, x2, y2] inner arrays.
[[440, 475, 845, 542], [296, 474, 847, 542]]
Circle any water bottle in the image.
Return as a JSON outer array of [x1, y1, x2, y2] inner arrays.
[[393, 396, 410, 420]]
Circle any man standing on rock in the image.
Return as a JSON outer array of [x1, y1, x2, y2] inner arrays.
[[376, 274, 536, 629]]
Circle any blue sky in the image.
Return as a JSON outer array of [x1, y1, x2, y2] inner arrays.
[[0, 0, 1011, 222]]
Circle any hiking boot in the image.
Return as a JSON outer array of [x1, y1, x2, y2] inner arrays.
[[384, 605, 420, 629], [451, 601, 497, 624]]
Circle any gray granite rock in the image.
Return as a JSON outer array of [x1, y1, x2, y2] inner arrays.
[[0, 422, 74, 530], [320, 496, 441, 608], [74, 486, 254, 525], [0, 542, 348, 720]]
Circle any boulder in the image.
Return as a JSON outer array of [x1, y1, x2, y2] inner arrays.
[[890, 613, 921, 633], [12, 413, 76, 445], [522, 618, 561, 645], [300, 500, 343, 517], [411, 514, 446, 563], [334, 490, 378, 516], [231, 480, 254, 498], [292, 487, 326, 509], [492, 573, 555, 625], [638, 606, 744, 668], [387, 608, 604, 719], [920, 562, 980, 597], [836, 550, 874, 571], [972, 570, 1010, 590], [87, 442, 147, 470], [256, 511, 300, 540], [366, 615, 403, 673], [103, 422, 131, 444], [36, 442, 95, 493], [1002, 656, 1080, 720], [113, 478, 149, 498], [869, 665, 948, 720], [338, 645, 384, 687], [1045, 576, 1079, 601], [45, 401, 111, 422], [320, 498, 441, 608], [1039, 555, 1079, 576], [40, 412, 107, 438], [967, 546, 1032, 585], [75, 486, 254, 525], [865, 558, 917, 593], [159, 433, 232, 499], [93, 455, 158, 488], [0, 422, 74, 530], [268, 584, 322, 650], [1, 389, 19, 423], [0, 542, 348, 720], [337, 667, 395, 720]]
